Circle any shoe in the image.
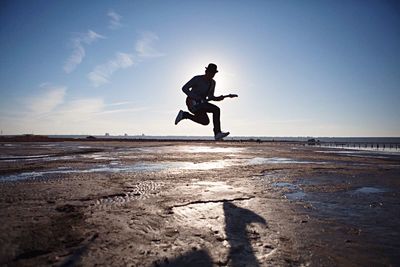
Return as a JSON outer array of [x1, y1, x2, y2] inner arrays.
[[214, 131, 230, 141], [175, 110, 184, 125]]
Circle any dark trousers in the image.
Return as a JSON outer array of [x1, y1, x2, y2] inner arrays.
[[183, 102, 221, 134]]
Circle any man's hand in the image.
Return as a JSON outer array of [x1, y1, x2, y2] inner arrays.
[[216, 95, 225, 101]]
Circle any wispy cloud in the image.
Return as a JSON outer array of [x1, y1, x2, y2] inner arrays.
[[88, 52, 134, 87], [26, 84, 67, 114], [108, 10, 122, 30], [105, 101, 137, 107], [64, 30, 105, 73], [97, 107, 148, 115], [54, 98, 104, 122], [135, 31, 164, 58], [86, 31, 163, 87], [0, 85, 155, 134]]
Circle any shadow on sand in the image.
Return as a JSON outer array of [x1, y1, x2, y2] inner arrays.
[[155, 201, 266, 267]]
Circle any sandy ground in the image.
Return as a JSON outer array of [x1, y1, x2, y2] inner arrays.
[[0, 141, 399, 267]]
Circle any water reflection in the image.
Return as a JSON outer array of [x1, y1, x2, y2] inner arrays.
[[247, 157, 314, 165], [353, 187, 387, 194], [272, 182, 298, 190], [0, 160, 238, 182], [285, 191, 307, 200], [177, 146, 244, 153], [0, 155, 326, 182]]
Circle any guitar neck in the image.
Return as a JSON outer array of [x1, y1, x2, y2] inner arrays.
[[221, 94, 237, 98]]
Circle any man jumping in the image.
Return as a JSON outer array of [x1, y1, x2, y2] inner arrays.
[[174, 63, 237, 141]]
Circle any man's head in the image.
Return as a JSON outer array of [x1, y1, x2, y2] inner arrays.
[[205, 63, 218, 79]]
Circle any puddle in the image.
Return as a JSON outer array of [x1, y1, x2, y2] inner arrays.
[[131, 160, 236, 172], [303, 187, 396, 230], [285, 191, 306, 200], [123, 145, 244, 154], [0, 154, 83, 162], [0, 160, 238, 182], [177, 146, 244, 153], [273, 182, 298, 190], [247, 157, 316, 165], [0, 154, 327, 182], [317, 149, 399, 157], [317, 150, 390, 159], [0, 172, 44, 181], [0, 154, 51, 161], [0, 168, 104, 182], [57, 166, 71, 170], [39, 144, 57, 147], [272, 181, 306, 201], [182, 160, 235, 170], [78, 146, 93, 149], [132, 157, 319, 172], [82, 153, 118, 160], [353, 187, 387, 194], [258, 170, 291, 181], [2, 144, 16, 147]]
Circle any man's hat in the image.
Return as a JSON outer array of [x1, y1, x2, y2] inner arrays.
[[206, 63, 218, 73]]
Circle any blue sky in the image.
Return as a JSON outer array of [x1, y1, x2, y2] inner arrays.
[[0, 0, 399, 137]]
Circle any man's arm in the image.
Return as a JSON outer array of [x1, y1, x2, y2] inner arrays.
[[207, 80, 224, 101], [208, 95, 224, 101], [182, 76, 201, 100]]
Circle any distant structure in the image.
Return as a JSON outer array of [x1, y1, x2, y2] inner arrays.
[[124, 133, 128, 137], [307, 138, 320, 146], [105, 133, 110, 136]]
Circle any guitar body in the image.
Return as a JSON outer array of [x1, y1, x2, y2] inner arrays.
[[186, 97, 204, 113], [186, 94, 238, 113]]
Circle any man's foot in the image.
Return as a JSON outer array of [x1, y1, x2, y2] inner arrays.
[[215, 131, 230, 141], [175, 110, 184, 125]]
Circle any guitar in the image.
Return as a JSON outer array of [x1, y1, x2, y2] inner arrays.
[[186, 94, 238, 113]]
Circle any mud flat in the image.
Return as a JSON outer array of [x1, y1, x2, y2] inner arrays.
[[0, 141, 399, 266]]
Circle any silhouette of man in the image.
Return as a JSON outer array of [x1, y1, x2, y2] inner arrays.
[[174, 63, 230, 141], [223, 201, 266, 267]]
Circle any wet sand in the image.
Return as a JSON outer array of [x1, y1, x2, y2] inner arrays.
[[0, 141, 399, 266]]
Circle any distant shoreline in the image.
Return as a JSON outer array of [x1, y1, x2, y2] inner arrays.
[[0, 134, 287, 143], [0, 134, 399, 146]]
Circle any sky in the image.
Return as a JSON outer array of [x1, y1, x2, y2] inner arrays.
[[0, 0, 399, 137]]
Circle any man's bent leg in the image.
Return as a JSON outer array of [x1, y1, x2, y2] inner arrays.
[[197, 103, 221, 134], [183, 111, 210, 125]]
